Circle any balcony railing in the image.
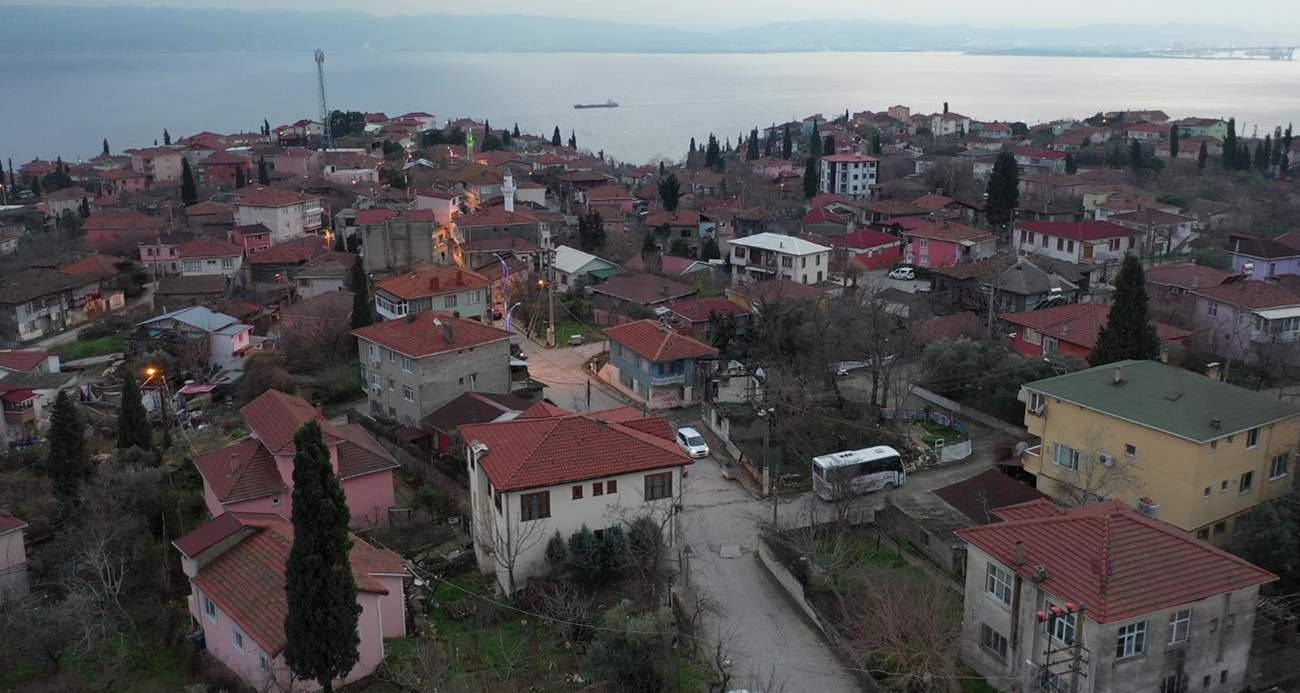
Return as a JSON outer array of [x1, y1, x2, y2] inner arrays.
[[650, 372, 686, 386]]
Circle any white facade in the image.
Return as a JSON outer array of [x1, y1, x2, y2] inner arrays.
[[1013, 229, 1135, 265], [180, 254, 242, 278], [235, 200, 324, 245], [727, 233, 831, 285], [818, 155, 879, 199]]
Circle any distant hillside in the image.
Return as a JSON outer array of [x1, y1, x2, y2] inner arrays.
[[0, 5, 1296, 55]]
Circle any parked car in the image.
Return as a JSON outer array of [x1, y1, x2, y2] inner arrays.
[[888, 267, 916, 280], [675, 427, 710, 458]]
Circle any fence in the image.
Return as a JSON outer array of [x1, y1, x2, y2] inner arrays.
[[909, 385, 1030, 440], [346, 410, 469, 504]]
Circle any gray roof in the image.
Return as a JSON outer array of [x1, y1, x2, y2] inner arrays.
[[995, 257, 1079, 295], [155, 275, 227, 296], [139, 306, 239, 333], [0, 370, 79, 390], [1024, 359, 1300, 443], [0, 269, 87, 304]]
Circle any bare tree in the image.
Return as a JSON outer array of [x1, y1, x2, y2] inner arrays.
[[533, 580, 597, 644], [488, 514, 550, 595], [1050, 427, 1144, 506], [842, 568, 964, 690]]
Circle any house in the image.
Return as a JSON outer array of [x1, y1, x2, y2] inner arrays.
[[459, 237, 544, 275], [230, 223, 274, 256], [929, 254, 1085, 316], [1188, 279, 1300, 361], [462, 402, 688, 593], [373, 266, 492, 322], [98, 167, 147, 196], [355, 208, 439, 272], [800, 207, 854, 236], [415, 188, 462, 226], [453, 204, 550, 249], [553, 245, 621, 294], [644, 210, 717, 257], [666, 296, 750, 341], [0, 511, 29, 604], [601, 319, 718, 409], [1014, 221, 1137, 265], [130, 146, 184, 184], [154, 275, 229, 311], [583, 185, 636, 213], [191, 389, 399, 527], [194, 152, 250, 188], [294, 255, 350, 299], [902, 222, 996, 269], [818, 154, 879, 200], [1225, 232, 1300, 280], [1145, 263, 1233, 316], [828, 229, 904, 271], [1018, 172, 1086, 201], [590, 274, 697, 316], [1019, 359, 1300, 540], [1173, 117, 1230, 140], [420, 391, 532, 454], [232, 187, 324, 244], [726, 232, 831, 285], [0, 268, 120, 346], [134, 306, 258, 372], [173, 513, 407, 691], [177, 236, 244, 279], [747, 157, 796, 180], [0, 231, 21, 256], [727, 279, 825, 313], [353, 312, 512, 426], [0, 350, 60, 376], [1186, 198, 1246, 231], [1124, 121, 1166, 141], [138, 233, 193, 276], [1156, 136, 1224, 160], [1109, 209, 1197, 256], [243, 236, 340, 290], [958, 500, 1272, 693], [83, 209, 166, 250], [1001, 302, 1190, 360], [1011, 147, 1068, 174], [40, 187, 92, 219]]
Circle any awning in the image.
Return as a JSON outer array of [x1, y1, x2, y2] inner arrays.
[[1255, 306, 1300, 321], [588, 267, 625, 280], [0, 389, 35, 403], [178, 383, 218, 395]]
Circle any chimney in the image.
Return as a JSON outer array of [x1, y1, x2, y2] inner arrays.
[[429, 276, 440, 290], [1206, 362, 1221, 381], [1014, 541, 1025, 566], [455, 271, 464, 285], [1113, 366, 1123, 384], [1210, 417, 1222, 429], [1032, 565, 1048, 583], [660, 284, 669, 297], [443, 322, 454, 344], [228, 452, 240, 476]]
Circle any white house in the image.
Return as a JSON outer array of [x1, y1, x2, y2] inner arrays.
[[232, 187, 324, 245], [553, 245, 621, 294], [461, 403, 688, 594], [818, 154, 879, 200], [176, 236, 243, 280], [726, 232, 831, 285], [136, 306, 259, 372], [1013, 221, 1138, 265]]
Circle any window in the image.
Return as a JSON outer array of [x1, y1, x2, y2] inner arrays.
[[271, 497, 281, 506], [259, 652, 270, 672], [572, 485, 583, 500], [402, 385, 413, 402], [1057, 238, 1064, 251], [1208, 302, 1218, 317], [645, 472, 673, 501], [734, 247, 744, 258], [402, 356, 412, 372], [607, 479, 617, 493], [1203, 487, 1211, 498], [1029, 391, 1046, 412], [445, 294, 458, 308], [221, 258, 234, 269], [781, 256, 794, 268], [985, 564, 1012, 604], [520, 491, 550, 521], [232, 628, 245, 651], [1169, 609, 1191, 644], [1197, 528, 1210, 540], [203, 595, 218, 623], [1161, 675, 1188, 693], [389, 348, 396, 363], [1240, 471, 1254, 494], [468, 291, 481, 304], [593, 481, 604, 496], [979, 624, 1008, 662], [801, 257, 807, 268], [1220, 480, 1228, 492], [1246, 427, 1259, 449], [369, 344, 379, 359], [184, 260, 200, 272], [388, 377, 395, 391], [1050, 605, 1076, 645], [1116, 621, 1147, 658], [1271, 453, 1290, 480], [1124, 444, 1137, 457], [920, 239, 929, 249], [1023, 327, 1042, 345], [1213, 521, 1227, 536], [1052, 443, 1081, 471]]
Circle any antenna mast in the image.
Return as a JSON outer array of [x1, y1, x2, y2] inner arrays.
[[315, 48, 332, 150]]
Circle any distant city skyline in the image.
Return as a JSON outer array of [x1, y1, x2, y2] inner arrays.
[[3, 0, 1296, 33]]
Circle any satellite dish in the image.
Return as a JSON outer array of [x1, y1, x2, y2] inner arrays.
[[1014, 441, 1029, 457]]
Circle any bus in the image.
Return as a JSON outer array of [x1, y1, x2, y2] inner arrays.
[[812, 446, 905, 501]]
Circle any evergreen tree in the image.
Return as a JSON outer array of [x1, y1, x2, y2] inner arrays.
[[235, 165, 246, 189], [984, 151, 1020, 227], [1088, 254, 1161, 367], [1129, 139, 1143, 172], [1238, 142, 1252, 171], [568, 131, 577, 149], [551, 127, 562, 147], [102, 139, 110, 156], [704, 135, 723, 172], [333, 231, 345, 252], [871, 132, 882, 156], [501, 128, 511, 147], [1258, 136, 1273, 173], [116, 365, 155, 454], [1168, 126, 1180, 160], [180, 158, 197, 206], [512, 123, 521, 138], [544, 531, 568, 574], [658, 173, 682, 212], [599, 525, 631, 577], [163, 129, 171, 146], [642, 228, 659, 257], [258, 157, 271, 185], [1064, 152, 1078, 175], [809, 131, 821, 160], [263, 118, 271, 136], [668, 239, 694, 258], [284, 420, 362, 693], [1223, 118, 1237, 170], [781, 124, 792, 160], [578, 210, 606, 252], [567, 525, 602, 583], [689, 137, 697, 155], [46, 390, 92, 523], [803, 157, 818, 199], [822, 136, 835, 156], [1198, 141, 1209, 172], [1274, 126, 1285, 167], [658, 161, 666, 177], [349, 262, 373, 330], [30, 175, 41, 197], [1240, 501, 1298, 589], [1282, 150, 1291, 178], [79, 198, 91, 218], [746, 128, 760, 160], [700, 237, 721, 261], [764, 131, 773, 157]]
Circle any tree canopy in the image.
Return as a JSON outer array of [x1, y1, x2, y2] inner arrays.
[[115, 365, 155, 454], [1088, 254, 1161, 367], [984, 151, 1019, 227], [657, 174, 681, 212]]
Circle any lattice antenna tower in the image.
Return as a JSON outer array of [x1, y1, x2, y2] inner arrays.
[[315, 49, 332, 150]]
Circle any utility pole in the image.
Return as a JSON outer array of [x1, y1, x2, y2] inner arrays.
[[1067, 605, 1086, 693], [586, 379, 591, 410], [546, 247, 556, 347]]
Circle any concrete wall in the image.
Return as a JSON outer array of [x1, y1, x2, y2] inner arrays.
[[361, 337, 511, 426], [360, 220, 436, 272], [0, 528, 29, 604]]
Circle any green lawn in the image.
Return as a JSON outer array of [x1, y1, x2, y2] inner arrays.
[[56, 334, 124, 360], [917, 419, 968, 449], [550, 320, 603, 346]]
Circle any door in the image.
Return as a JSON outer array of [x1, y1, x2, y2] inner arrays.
[[1082, 244, 1094, 260]]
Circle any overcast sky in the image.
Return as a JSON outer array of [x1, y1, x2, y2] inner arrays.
[[5, 0, 1295, 32]]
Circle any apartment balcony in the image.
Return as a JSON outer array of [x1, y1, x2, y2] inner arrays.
[[650, 372, 686, 387], [2, 398, 36, 425]]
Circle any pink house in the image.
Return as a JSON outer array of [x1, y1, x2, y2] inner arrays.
[[174, 512, 407, 691], [0, 511, 29, 604], [829, 228, 903, 270], [83, 209, 166, 250], [747, 157, 796, 180], [902, 222, 996, 269], [98, 167, 148, 196], [192, 389, 398, 528], [583, 185, 636, 214]]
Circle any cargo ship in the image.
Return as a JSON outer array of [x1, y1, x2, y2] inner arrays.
[[574, 100, 619, 109]]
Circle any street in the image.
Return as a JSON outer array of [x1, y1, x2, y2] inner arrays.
[[512, 331, 626, 413]]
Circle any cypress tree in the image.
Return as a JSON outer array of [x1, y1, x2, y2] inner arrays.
[[180, 158, 197, 206], [822, 136, 835, 156], [658, 161, 666, 177], [803, 157, 818, 199], [551, 127, 561, 147], [985, 151, 1020, 227], [704, 135, 723, 172], [258, 157, 270, 185], [116, 365, 155, 454], [284, 420, 362, 693], [642, 228, 658, 257], [746, 128, 760, 160], [102, 139, 110, 156], [809, 131, 821, 160], [1129, 139, 1143, 172], [79, 197, 91, 218], [263, 118, 271, 136], [1088, 254, 1161, 367], [1223, 118, 1237, 170], [764, 131, 773, 157], [689, 137, 697, 154], [657, 173, 681, 212], [235, 164, 246, 189], [1168, 126, 1180, 159], [349, 262, 373, 330], [30, 175, 42, 197], [700, 238, 721, 261], [1258, 136, 1273, 173], [1198, 141, 1209, 172], [871, 132, 882, 156], [1282, 150, 1291, 178], [781, 124, 792, 159], [46, 390, 93, 523], [502, 128, 512, 147], [512, 123, 521, 138], [1064, 152, 1078, 175], [568, 131, 577, 149], [163, 129, 171, 146]]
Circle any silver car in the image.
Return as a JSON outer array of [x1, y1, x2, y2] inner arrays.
[[675, 427, 710, 458]]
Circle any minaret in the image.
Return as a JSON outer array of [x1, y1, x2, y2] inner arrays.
[[503, 173, 516, 213]]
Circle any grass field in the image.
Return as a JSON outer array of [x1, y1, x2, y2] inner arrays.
[[56, 334, 124, 360]]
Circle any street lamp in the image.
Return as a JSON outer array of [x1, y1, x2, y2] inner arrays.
[[758, 406, 778, 523]]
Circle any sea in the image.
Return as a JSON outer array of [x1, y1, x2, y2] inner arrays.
[[3, 50, 1298, 166]]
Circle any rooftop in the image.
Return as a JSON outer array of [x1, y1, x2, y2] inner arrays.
[[603, 320, 718, 362], [352, 312, 510, 358], [1193, 279, 1300, 310], [667, 297, 747, 323], [904, 222, 995, 244], [1001, 302, 1190, 349], [375, 267, 491, 300], [1017, 220, 1135, 242], [177, 236, 243, 259], [421, 391, 533, 434], [590, 273, 696, 306], [1145, 263, 1233, 290], [728, 232, 830, 256], [0, 350, 51, 372]]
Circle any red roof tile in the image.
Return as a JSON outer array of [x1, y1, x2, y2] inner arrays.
[[958, 501, 1274, 623], [603, 320, 718, 362], [0, 350, 50, 372], [1001, 302, 1189, 350], [456, 206, 542, 227], [460, 407, 689, 492], [57, 254, 128, 280], [199, 152, 250, 166], [233, 187, 320, 208], [177, 236, 243, 259], [352, 312, 510, 358], [801, 207, 851, 226], [905, 222, 994, 243], [354, 209, 400, 225], [821, 154, 878, 163], [1145, 264, 1233, 290], [590, 274, 695, 305], [240, 389, 342, 455], [732, 279, 825, 304], [911, 193, 954, 210], [375, 267, 491, 300], [0, 510, 28, 534], [666, 297, 746, 324], [1017, 220, 1135, 242], [917, 312, 985, 343], [193, 437, 285, 503], [1194, 280, 1300, 309], [830, 229, 902, 250], [334, 424, 400, 479], [83, 209, 165, 231]]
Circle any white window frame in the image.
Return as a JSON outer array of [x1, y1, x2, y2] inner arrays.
[[1050, 605, 1076, 645], [1052, 442, 1081, 471], [985, 563, 1012, 604], [1117, 621, 1147, 659], [980, 623, 1008, 662], [403, 385, 413, 402], [1169, 609, 1191, 644], [402, 356, 413, 373], [1246, 427, 1259, 449], [203, 595, 218, 623], [1208, 302, 1218, 317], [1271, 452, 1290, 480], [232, 627, 245, 651], [1240, 470, 1254, 494], [221, 258, 235, 270]]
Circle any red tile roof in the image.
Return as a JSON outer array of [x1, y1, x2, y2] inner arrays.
[[459, 236, 542, 253], [334, 423, 400, 479], [193, 437, 286, 503], [176, 513, 406, 655], [932, 468, 1046, 524], [83, 209, 165, 231], [57, 254, 127, 280], [1012, 146, 1067, 160], [585, 185, 634, 202], [829, 229, 901, 250], [911, 193, 954, 210], [455, 206, 542, 226], [1194, 280, 1300, 309], [199, 152, 250, 166], [603, 320, 718, 362], [1017, 220, 1136, 242], [917, 312, 985, 343], [244, 236, 332, 265], [645, 210, 705, 227], [99, 168, 146, 181], [732, 279, 825, 304], [43, 187, 92, 201], [1001, 302, 1189, 350], [460, 407, 688, 492], [177, 236, 243, 259], [667, 297, 747, 323], [590, 274, 696, 305], [352, 312, 510, 358], [375, 267, 491, 300], [354, 209, 400, 225], [1145, 263, 1233, 290], [233, 187, 320, 207], [905, 222, 994, 243], [0, 350, 50, 372], [1109, 209, 1192, 226], [958, 501, 1274, 623], [801, 207, 851, 226], [240, 389, 343, 455], [0, 510, 29, 534], [821, 154, 878, 163]]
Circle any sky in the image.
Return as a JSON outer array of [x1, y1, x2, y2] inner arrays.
[[3, 0, 1296, 32]]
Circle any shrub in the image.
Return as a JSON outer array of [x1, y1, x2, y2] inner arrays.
[[600, 525, 630, 577], [587, 601, 673, 693], [627, 516, 664, 575], [567, 525, 602, 583], [544, 531, 568, 574]]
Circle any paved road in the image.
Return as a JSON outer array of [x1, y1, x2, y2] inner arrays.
[[512, 332, 626, 413]]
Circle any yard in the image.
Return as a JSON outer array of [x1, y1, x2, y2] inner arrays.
[[55, 333, 124, 360]]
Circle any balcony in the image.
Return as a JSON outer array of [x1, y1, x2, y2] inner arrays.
[[2, 397, 37, 425], [650, 372, 686, 387]]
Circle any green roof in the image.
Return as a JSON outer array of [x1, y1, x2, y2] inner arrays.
[[1025, 359, 1300, 443], [588, 267, 625, 279]]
